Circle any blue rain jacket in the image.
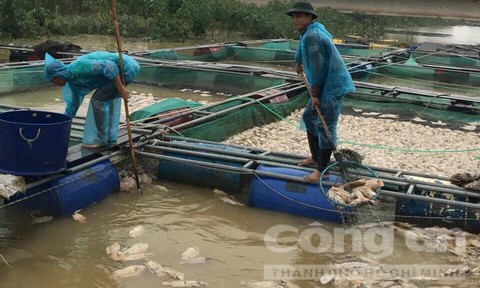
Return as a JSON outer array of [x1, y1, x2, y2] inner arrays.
[[295, 22, 354, 148], [44, 51, 140, 145]]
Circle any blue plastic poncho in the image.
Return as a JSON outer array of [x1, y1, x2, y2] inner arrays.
[[44, 51, 140, 146], [295, 22, 355, 148]]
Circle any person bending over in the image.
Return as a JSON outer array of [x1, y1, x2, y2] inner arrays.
[[45, 51, 140, 149]]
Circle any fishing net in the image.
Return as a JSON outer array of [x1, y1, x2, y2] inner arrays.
[[319, 153, 383, 208]]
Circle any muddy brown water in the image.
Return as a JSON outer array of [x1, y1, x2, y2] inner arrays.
[[0, 36, 478, 288]]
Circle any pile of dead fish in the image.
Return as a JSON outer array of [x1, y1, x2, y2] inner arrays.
[[314, 222, 480, 288], [327, 178, 384, 206], [223, 109, 480, 178]]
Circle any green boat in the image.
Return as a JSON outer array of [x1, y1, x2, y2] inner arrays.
[[411, 42, 480, 69]]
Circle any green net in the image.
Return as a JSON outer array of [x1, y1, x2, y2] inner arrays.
[[130, 98, 202, 121], [0, 65, 49, 94], [179, 93, 309, 142], [136, 65, 285, 94]]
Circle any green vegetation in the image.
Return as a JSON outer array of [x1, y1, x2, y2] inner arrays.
[[0, 0, 462, 41]]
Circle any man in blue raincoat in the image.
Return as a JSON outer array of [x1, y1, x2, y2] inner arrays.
[[44, 51, 140, 149], [287, 1, 355, 181]]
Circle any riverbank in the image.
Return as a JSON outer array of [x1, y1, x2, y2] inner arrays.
[[242, 0, 480, 21], [223, 108, 480, 178]]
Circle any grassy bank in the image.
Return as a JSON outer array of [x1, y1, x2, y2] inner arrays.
[[0, 0, 462, 42]]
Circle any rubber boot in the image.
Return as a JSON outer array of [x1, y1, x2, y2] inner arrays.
[[317, 149, 333, 172], [307, 131, 319, 163]]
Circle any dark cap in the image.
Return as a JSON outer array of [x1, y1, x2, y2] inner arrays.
[[286, 1, 318, 19]]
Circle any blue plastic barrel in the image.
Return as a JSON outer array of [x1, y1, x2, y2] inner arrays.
[[249, 165, 354, 223], [0, 110, 72, 176], [157, 141, 249, 193], [6, 160, 119, 216]]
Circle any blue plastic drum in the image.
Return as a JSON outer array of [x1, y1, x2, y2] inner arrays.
[[0, 110, 72, 176]]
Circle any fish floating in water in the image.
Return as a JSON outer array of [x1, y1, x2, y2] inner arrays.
[[128, 225, 145, 238], [145, 260, 185, 280], [106, 242, 152, 261], [72, 210, 86, 223], [161, 280, 208, 287], [180, 256, 214, 265], [181, 247, 200, 260], [31, 216, 53, 224], [240, 280, 286, 288], [111, 264, 146, 279], [180, 247, 216, 264], [219, 196, 244, 206]]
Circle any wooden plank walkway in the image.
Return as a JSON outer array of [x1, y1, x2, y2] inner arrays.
[[66, 129, 141, 166]]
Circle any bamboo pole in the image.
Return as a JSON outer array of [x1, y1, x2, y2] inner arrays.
[[110, 0, 141, 194]]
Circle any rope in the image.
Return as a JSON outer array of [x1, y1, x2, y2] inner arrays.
[[339, 140, 480, 153], [251, 99, 298, 128]]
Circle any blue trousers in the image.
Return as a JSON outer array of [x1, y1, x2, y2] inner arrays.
[[82, 84, 122, 146]]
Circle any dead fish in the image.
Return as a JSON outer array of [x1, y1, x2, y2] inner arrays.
[[431, 120, 447, 126], [119, 252, 154, 262], [412, 117, 427, 122], [31, 216, 53, 224], [462, 125, 477, 131], [332, 186, 353, 200], [155, 185, 169, 192], [105, 242, 122, 260], [161, 280, 208, 287], [240, 280, 283, 288], [118, 243, 149, 257], [352, 108, 363, 113], [219, 196, 244, 206], [352, 188, 367, 201], [180, 256, 213, 265], [378, 114, 399, 119], [349, 197, 372, 206], [319, 274, 335, 284], [213, 188, 229, 197], [181, 247, 200, 260], [361, 112, 381, 116], [145, 260, 185, 280], [328, 188, 348, 205], [364, 179, 384, 191], [72, 210, 86, 223], [280, 280, 300, 288], [128, 225, 145, 238], [354, 186, 377, 200], [111, 265, 146, 279]]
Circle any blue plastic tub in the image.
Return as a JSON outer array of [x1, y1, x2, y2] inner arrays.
[[0, 110, 72, 176], [7, 160, 119, 215], [248, 165, 354, 223]]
